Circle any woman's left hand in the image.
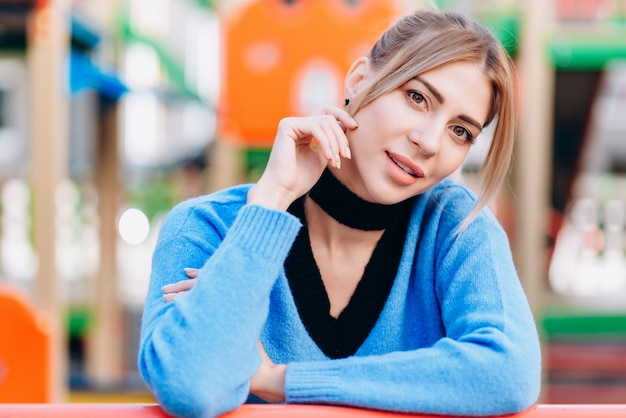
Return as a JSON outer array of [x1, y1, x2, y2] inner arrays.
[[250, 342, 286, 402]]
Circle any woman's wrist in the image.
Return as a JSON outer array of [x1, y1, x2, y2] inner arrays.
[[270, 364, 287, 401], [250, 363, 287, 403], [247, 182, 296, 211]]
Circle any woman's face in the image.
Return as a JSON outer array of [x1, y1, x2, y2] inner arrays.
[[336, 60, 493, 205]]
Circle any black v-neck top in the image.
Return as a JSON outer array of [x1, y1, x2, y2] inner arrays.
[[284, 173, 413, 359]]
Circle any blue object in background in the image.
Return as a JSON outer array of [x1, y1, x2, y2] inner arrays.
[[69, 49, 128, 100]]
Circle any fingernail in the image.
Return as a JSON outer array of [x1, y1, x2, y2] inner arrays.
[[344, 145, 351, 159], [163, 294, 175, 302], [184, 268, 199, 278], [162, 284, 174, 292], [335, 154, 341, 168]]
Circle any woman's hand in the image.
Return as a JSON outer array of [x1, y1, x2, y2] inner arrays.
[[161, 268, 198, 302], [250, 342, 286, 403], [248, 105, 357, 210]]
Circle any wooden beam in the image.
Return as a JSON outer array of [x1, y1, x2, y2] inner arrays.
[[514, 0, 555, 312], [26, 0, 71, 402], [86, 99, 124, 387]]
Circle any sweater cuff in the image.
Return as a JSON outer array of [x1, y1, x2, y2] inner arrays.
[[285, 362, 341, 403], [226, 204, 301, 265]]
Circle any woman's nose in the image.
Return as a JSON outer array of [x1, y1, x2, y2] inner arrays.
[[408, 124, 442, 157]]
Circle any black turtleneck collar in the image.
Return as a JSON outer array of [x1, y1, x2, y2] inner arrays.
[[284, 169, 415, 359], [308, 168, 414, 231]]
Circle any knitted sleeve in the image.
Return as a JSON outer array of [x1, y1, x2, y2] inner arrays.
[[284, 208, 541, 416], [138, 200, 301, 418]]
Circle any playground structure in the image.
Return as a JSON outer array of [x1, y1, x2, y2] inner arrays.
[[0, 287, 54, 403]]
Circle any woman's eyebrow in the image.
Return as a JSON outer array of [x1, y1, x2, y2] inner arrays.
[[415, 76, 444, 104], [415, 76, 484, 130], [459, 115, 484, 131]]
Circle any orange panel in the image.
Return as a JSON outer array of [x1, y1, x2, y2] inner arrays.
[[0, 286, 52, 402], [219, 0, 401, 146]]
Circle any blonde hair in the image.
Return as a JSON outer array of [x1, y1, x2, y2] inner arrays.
[[347, 9, 516, 229]]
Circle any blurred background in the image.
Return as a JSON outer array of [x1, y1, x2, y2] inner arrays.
[[0, 0, 625, 406]]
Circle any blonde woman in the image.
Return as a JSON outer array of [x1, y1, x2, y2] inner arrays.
[[139, 9, 541, 418]]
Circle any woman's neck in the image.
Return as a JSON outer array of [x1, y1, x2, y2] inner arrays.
[[304, 196, 383, 253], [307, 168, 414, 231]]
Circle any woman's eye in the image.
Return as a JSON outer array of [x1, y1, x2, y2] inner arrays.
[[452, 126, 474, 144], [408, 91, 426, 107]]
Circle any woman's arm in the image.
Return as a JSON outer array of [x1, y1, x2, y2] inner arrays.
[[162, 269, 288, 404], [158, 201, 541, 416], [284, 214, 541, 416], [139, 105, 356, 418], [138, 203, 300, 418]]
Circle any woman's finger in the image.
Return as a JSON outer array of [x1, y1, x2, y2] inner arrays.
[[329, 115, 352, 160], [162, 278, 197, 294], [310, 118, 341, 168], [302, 113, 352, 168], [163, 292, 183, 302], [184, 267, 199, 278], [315, 105, 357, 160]]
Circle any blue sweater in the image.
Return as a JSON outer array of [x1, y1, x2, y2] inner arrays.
[[138, 178, 541, 418]]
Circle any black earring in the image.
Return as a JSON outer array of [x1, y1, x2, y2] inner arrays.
[[344, 98, 350, 107]]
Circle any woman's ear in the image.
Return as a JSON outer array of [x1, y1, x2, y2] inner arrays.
[[344, 56, 370, 98]]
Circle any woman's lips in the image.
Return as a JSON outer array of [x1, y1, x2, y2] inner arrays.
[[386, 151, 424, 178]]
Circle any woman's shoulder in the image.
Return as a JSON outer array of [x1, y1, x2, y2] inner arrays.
[[158, 184, 252, 240], [426, 177, 477, 204], [422, 178, 479, 216], [418, 178, 500, 232], [176, 184, 252, 212]]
